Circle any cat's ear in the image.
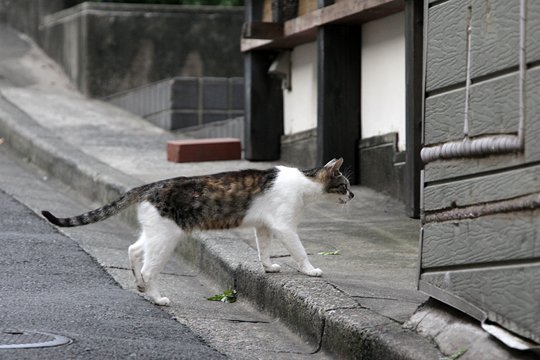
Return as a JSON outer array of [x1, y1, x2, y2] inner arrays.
[[323, 158, 344, 172]]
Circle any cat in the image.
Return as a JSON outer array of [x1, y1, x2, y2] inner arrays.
[[42, 158, 354, 306]]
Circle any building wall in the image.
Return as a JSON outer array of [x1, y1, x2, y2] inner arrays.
[[361, 12, 406, 151], [420, 0, 540, 344], [283, 42, 318, 135]]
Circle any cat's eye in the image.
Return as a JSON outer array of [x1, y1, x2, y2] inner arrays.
[[333, 171, 340, 177]]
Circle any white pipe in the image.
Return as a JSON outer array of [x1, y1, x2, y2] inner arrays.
[[518, 0, 527, 148], [463, 7, 473, 138], [420, 135, 521, 163]]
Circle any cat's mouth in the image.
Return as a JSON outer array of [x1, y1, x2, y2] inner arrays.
[[338, 191, 354, 204]]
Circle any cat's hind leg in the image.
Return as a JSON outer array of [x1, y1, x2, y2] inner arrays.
[[255, 226, 280, 273], [137, 201, 183, 306], [128, 234, 145, 292]]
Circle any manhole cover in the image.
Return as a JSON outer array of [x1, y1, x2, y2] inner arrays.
[[0, 330, 71, 349]]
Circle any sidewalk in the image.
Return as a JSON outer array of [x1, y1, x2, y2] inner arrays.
[[0, 23, 530, 360]]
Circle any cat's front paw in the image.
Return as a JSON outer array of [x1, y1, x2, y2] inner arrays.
[[300, 261, 323, 277], [305, 268, 323, 277], [263, 263, 281, 273]]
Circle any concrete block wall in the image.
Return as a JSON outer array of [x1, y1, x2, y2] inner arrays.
[[37, 2, 244, 97], [280, 129, 317, 169], [107, 77, 244, 131], [359, 132, 405, 202]]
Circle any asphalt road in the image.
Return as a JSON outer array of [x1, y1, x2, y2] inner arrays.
[[0, 188, 226, 359]]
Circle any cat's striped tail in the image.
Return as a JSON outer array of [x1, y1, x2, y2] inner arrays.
[[41, 185, 149, 227]]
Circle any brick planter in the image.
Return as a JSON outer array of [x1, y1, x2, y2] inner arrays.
[[167, 138, 241, 163]]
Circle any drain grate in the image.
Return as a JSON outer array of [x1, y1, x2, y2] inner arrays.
[[0, 330, 71, 349]]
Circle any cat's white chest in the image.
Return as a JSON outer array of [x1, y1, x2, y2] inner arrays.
[[242, 166, 321, 228]]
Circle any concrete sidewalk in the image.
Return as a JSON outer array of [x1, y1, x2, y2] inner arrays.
[[1, 23, 532, 360]]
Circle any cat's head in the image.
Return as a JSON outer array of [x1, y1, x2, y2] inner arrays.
[[305, 158, 354, 204]]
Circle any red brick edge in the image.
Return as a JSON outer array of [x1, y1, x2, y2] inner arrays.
[[167, 138, 241, 163]]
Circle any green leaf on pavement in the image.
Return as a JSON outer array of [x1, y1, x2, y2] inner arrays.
[[318, 250, 341, 256], [207, 289, 237, 303]]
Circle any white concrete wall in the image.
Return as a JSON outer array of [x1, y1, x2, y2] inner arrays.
[[361, 12, 406, 151], [283, 42, 318, 135]]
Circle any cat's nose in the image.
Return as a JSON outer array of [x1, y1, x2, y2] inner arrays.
[[348, 191, 354, 199]]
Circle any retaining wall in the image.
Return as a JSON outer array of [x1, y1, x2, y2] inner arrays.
[[1, 1, 244, 97]]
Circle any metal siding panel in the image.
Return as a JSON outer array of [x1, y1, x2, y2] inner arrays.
[[423, 153, 524, 183], [424, 88, 465, 145], [468, 72, 519, 137], [421, 265, 540, 343], [470, 0, 519, 79], [424, 164, 540, 211], [422, 212, 539, 268], [425, 0, 469, 92], [528, 0, 540, 63], [424, 72, 520, 146], [525, 68, 540, 162], [426, 0, 539, 92]]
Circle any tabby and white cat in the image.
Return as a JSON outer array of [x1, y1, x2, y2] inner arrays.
[[42, 158, 354, 305]]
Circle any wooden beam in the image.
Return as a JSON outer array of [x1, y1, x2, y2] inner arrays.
[[242, 21, 284, 39], [404, 0, 423, 218], [287, 0, 404, 33], [242, 0, 404, 52], [243, 1, 283, 161], [317, 24, 361, 183], [243, 51, 284, 161]]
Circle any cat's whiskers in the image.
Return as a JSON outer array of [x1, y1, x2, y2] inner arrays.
[[343, 167, 353, 182]]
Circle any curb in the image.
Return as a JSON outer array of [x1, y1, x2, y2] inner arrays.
[[178, 232, 442, 359], [0, 94, 443, 359]]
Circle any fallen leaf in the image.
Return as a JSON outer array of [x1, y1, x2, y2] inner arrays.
[[318, 250, 341, 256], [207, 289, 237, 303]]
